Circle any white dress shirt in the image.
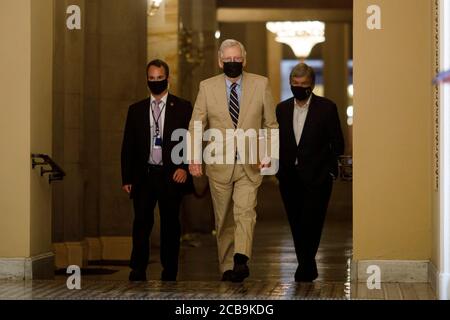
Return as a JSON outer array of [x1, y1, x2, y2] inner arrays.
[[148, 92, 168, 165], [293, 95, 312, 145], [150, 93, 168, 138], [293, 95, 312, 165]]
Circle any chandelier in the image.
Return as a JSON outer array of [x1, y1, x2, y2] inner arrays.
[[148, 0, 164, 16], [266, 21, 325, 59]]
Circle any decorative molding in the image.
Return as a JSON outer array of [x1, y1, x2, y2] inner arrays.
[[439, 0, 450, 300], [0, 252, 54, 280], [85, 237, 103, 261], [431, 262, 450, 301], [53, 241, 88, 269], [434, 0, 440, 191], [350, 259, 357, 282], [100, 237, 132, 261], [352, 260, 429, 283], [53, 243, 68, 268], [53, 237, 134, 268], [438, 272, 450, 300], [429, 261, 439, 292]]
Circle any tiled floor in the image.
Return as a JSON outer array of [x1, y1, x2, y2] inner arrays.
[[0, 279, 436, 300], [0, 179, 436, 300]]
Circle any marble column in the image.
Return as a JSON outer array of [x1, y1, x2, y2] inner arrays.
[[179, 0, 218, 102], [147, 0, 180, 95], [52, 0, 148, 266], [323, 22, 351, 155], [96, 0, 148, 237], [267, 31, 282, 104], [52, 0, 87, 267], [178, 0, 218, 234], [0, 0, 54, 279], [146, 0, 181, 245]]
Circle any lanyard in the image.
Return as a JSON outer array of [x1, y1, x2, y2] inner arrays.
[[151, 101, 166, 136]]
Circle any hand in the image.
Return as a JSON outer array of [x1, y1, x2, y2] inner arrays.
[[122, 184, 132, 194], [189, 164, 203, 177], [258, 157, 271, 169], [173, 169, 188, 184], [258, 162, 271, 169]]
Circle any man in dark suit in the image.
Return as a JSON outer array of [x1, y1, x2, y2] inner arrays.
[[121, 59, 193, 282], [276, 63, 345, 282]]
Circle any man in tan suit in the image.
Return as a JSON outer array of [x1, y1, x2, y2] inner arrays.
[[189, 39, 278, 282]]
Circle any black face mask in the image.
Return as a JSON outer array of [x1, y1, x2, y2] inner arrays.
[[291, 85, 312, 101], [223, 62, 243, 78], [148, 79, 168, 95]]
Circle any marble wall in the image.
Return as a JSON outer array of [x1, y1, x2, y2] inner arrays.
[[52, 0, 222, 266], [52, 0, 148, 266], [0, 0, 54, 279], [323, 23, 351, 155], [53, 0, 86, 244]]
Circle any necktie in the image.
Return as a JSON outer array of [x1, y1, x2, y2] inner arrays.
[[229, 83, 239, 128], [151, 100, 162, 165]]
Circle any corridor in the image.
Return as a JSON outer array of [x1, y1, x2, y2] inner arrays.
[[1, 0, 449, 303], [0, 179, 436, 300]]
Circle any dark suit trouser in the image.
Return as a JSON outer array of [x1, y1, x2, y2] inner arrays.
[[130, 166, 182, 278], [279, 170, 333, 275]]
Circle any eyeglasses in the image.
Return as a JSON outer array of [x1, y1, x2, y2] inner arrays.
[[221, 57, 244, 63]]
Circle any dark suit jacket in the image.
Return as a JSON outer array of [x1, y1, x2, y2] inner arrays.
[[121, 93, 194, 198], [276, 94, 345, 185]]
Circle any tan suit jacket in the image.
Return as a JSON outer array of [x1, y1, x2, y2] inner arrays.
[[189, 72, 278, 184]]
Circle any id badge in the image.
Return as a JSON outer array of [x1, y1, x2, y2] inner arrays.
[[154, 135, 163, 149]]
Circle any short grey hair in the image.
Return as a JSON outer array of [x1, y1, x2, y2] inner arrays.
[[290, 63, 316, 86], [218, 39, 247, 60]]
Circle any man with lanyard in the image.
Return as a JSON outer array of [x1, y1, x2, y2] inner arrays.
[[121, 59, 193, 281]]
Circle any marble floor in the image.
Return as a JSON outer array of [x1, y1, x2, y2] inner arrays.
[[0, 179, 436, 300]]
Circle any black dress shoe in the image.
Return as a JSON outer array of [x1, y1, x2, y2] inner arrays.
[[294, 264, 318, 282], [294, 273, 318, 282], [221, 270, 234, 282], [231, 254, 250, 283], [129, 269, 147, 282], [161, 275, 177, 281], [161, 270, 177, 281]]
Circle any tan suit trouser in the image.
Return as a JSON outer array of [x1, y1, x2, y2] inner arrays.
[[208, 165, 262, 273]]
